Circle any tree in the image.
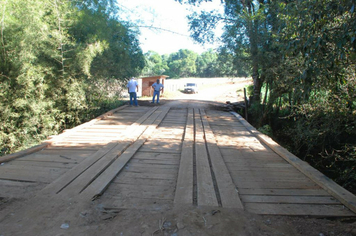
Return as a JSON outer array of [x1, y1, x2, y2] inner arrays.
[[165, 49, 198, 78], [0, 0, 145, 155], [184, 0, 279, 102], [196, 49, 218, 77], [142, 51, 169, 76]]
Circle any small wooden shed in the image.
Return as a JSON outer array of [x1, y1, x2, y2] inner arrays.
[[141, 75, 169, 97]]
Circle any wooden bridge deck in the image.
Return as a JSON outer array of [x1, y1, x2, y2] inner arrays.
[[1, 105, 356, 217]]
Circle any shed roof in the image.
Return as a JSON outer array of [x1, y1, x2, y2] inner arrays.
[[141, 75, 169, 80]]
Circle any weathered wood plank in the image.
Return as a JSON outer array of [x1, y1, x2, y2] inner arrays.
[[40, 142, 119, 195], [0, 165, 67, 183], [0, 180, 45, 198], [117, 171, 177, 180], [174, 108, 194, 206], [50, 107, 160, 196], [133, 152, 180, 160], [241, 195, 340, 204], [0, 143, 50, 164], [129, 158, 179, 165], [108, 198, 173, 210], [229, 169, 305, 177], [105, 184, 175, 200], [244, 203, 355, 216], [200, 109, 243, 209], [231, 111, 356, 214], [126, 162, 178, 169], [194, 108, 219, 207], [112, 177, 176, 186], [238, 188, 330, 196], [16, 153, 85, 163], [79, 107, 171, 200], [8, 160, 75, 169], [233, 180, 320, 189], [139, 141, 181, 153]]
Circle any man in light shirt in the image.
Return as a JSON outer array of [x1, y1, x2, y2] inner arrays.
[[127, 77, 139, 106], [151, 79, 164, 104]]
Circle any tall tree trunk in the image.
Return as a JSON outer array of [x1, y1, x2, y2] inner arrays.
[[245, 1, 262, 103]]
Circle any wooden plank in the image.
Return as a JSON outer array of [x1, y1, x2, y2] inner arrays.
[[106, 190, 174, 200], [224, 159, 287, 166], [107, 197, 173, 210], [8, 160, 75, 169], [105, 184, 175, 200], [226, 162, 292, 168], [150, 134, 183, 140], [39, 147, 99, 152], [81, 125, 127, 129], [194, 108, 219, 207], [112, 177, 176, 186], [0, 172, 51, 183], [43, 104, 128, 145], [52, 141, 110, 145], [227, 166, 295, 172], [16, 153, 84, 163], [220, 149, 279, 158], [238, 188, 330, 196], [63, 136, 118, 140], [244, 203, 355, 216], [122, 166, 178, 175], [0, 143, 50, 164], [126, 162, 178, 169], [129, 158, 179, 165], [232, 176, 309, 182], [138, 141, 181, 153], [0, 164, 66, 174], [133, 152, 180, 160], [241, 195, 340, 204], [57, 141, 131, 197], [200, 109, 243, 209], [0, 165, 67, 183], [45, 145, 102, 150], [41, 107, 160, 195], [174, 140, 194, 205], [174, 108, 194, 206], [0, 180, 45, 198], [229, 169, 305, 177], [231, 111, 356, 214], [40, 142, 118, 195], [79, 107, 171, 200], [233, 180, 320, 189], [116, 171, 177, 180]]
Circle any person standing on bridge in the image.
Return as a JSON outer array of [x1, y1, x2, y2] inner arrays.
[[127, 77, 139, 106], [151, 79, 164, 104]]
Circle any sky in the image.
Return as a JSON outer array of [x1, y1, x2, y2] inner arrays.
[[117, 0, 224, 55]]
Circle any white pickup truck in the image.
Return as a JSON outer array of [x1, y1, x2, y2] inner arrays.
[[183, 83, 198, 94]]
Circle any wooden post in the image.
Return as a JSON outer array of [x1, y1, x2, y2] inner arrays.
[[244, 88, 248, 121]]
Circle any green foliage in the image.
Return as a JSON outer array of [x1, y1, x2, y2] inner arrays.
[[0, 0, 144, 155], [142, 48, 242, 78], [258, 124, 273, 138], [142, 51, 169, 76], [165, 49, 198, 78]]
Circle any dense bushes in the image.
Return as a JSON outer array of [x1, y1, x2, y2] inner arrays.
[[0, 0, 144, 155]]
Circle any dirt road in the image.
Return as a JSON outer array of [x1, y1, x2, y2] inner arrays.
[[0, 80, 355, 236]]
